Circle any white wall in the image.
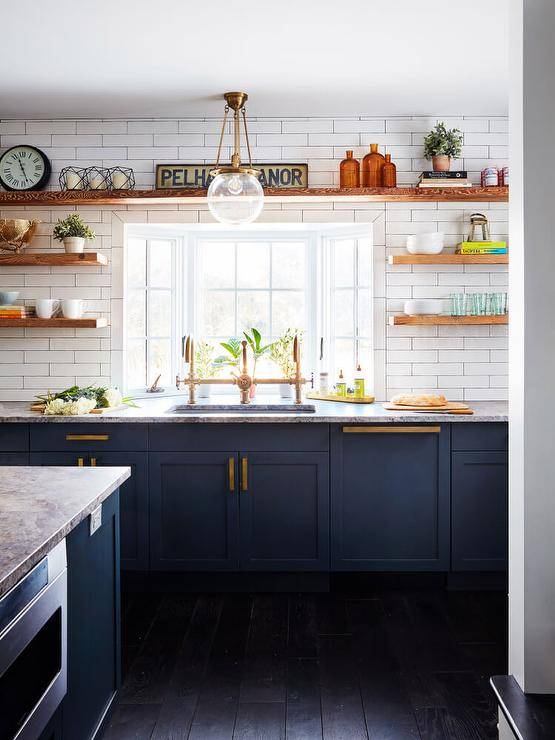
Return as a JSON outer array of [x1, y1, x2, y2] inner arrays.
[[508, 0, 555, 694], [0, 116, 508, 400]]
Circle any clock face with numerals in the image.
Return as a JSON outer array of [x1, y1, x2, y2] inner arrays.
[[0, 145, 51, 191]]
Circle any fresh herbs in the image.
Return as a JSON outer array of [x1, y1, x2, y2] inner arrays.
[[423, 121, 463, 159], [35, 385, 137, 415], [270, 328, 301, 378]]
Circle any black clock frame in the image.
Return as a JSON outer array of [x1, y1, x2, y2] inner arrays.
[[0, 145, 52, 191]]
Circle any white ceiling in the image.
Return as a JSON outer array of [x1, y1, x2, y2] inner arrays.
[[1, 0, 508, 119]]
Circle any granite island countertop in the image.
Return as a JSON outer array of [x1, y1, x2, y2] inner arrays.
[[0, 398, 508, 423], [0, 466, 130, 598]]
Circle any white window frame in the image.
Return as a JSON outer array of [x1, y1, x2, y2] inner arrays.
[[123, 224, 372, 398]]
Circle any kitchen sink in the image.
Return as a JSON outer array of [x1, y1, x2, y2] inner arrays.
[[166, 403, 316, 414]]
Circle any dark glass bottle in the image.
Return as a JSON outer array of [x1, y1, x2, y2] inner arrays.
[[339, 150, 360, 188], [382, 153, 397, 188], [361, 143, 385, 187]]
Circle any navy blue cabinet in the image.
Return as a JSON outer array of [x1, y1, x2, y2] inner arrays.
[[149, 452, 239, 570], [0, 452, 29, 464], [331, 424, 450, 571], [239, 452, 329, 571], [63, 489, 121, 740], [451, 451, 508, 571], [86, 452, 148, 571], [29, 451, 148, 571]]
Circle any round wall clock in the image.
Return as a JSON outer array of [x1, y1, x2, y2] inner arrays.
[[0, 145, 51, 191]]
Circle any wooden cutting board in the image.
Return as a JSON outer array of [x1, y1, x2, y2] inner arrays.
[[383, 402, 473, 415]]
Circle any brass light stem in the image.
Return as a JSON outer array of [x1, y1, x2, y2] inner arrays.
[[210, 92, 259, 178]]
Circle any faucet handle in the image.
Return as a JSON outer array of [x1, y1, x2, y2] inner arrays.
[[293, 335, 300, 364], [184, 335, 191, 363], [241, 340, 249, 374]]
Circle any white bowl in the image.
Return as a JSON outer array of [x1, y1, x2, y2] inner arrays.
[[406, 232, 444, 254], [404, 299, 443, 316]]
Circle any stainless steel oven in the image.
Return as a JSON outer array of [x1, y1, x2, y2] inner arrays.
[[0, 539, 67, 740]]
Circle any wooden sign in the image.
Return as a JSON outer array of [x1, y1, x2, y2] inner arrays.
[[155, 163, 308, 190]]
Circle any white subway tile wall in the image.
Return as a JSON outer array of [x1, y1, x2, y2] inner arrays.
[[0, 116, 508, 401]]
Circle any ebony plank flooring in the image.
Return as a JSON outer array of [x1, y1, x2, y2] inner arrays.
[[103, 590, 507, 740]]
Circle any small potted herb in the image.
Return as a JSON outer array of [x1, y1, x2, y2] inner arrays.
[[423, 121, 463, 172], [53, 213, 95, 253], [270, 328, 301, 399], [194, 340, 218, 398]]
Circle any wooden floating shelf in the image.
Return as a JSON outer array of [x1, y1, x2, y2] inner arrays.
[[0, 317, 108, 328], [0, 252, 107, 266], [0, 186, 509, 206], [389, 253, 509, 265], [390, 315, 508, 326]]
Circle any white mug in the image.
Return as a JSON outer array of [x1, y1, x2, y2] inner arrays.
[[61, 299, 84, 320], [35, 299, 59, 319]]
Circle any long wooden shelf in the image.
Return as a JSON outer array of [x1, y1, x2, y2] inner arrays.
[[0, 186, 509, 206], [0, 317, 108, 328], [0, 252, 107, 266], [389, 253, 508, 265], [390, 315, 508, 326]]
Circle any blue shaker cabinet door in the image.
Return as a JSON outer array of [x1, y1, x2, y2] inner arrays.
[[451, 451, 508, 571], [149, 452, 240, 571], [331, 425, 450, 571], [87, 452, 149, 571], [239, 452, 329, 571]]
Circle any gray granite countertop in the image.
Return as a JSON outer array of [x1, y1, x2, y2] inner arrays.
[[0, 398, 508, 423], [0, 466, 130, 598]]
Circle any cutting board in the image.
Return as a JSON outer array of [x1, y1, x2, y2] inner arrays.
[[383, 402, 473, 415]]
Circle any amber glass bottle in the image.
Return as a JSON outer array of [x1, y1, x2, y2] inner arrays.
[[339, 150, 360, 188], [362, 143, 385, 187], [382, 153, 397, 188]]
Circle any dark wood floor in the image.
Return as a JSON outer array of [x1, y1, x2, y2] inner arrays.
[[103, 589, 507, 740]]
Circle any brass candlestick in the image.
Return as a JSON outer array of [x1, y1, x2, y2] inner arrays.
[[176, 334, 311, 405]]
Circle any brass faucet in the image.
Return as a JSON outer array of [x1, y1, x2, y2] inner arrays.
[[176, 334, 311, 405]]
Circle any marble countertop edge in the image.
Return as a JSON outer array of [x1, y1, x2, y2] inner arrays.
[[0, 466, 130, 598]]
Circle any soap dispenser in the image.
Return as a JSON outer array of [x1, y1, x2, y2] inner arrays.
[[336, 369, 347, 397]]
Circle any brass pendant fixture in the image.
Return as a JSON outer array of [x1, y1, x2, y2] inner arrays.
[[207, 92, 264, 225]]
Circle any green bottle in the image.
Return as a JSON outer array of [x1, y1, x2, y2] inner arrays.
[[354, 364, 365, 399], [336, 369, 347, 397]]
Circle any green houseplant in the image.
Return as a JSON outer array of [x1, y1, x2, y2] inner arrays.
[[53, 213, 95, 254], [270, 328, 301, 398], [423, 121, 463, 172], [194, 340, 218, 398]]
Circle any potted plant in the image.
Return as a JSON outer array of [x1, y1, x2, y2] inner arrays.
[[270, 328, 301, 399], [194, 340, 218, 398], [423, 121, 463, 172], [243, 328, 274, 398], [53, 213, 95, 253]]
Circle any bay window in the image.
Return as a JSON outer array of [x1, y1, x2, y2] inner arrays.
[[124, 225, 373, 396]]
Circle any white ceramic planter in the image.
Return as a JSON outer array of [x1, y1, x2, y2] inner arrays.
[[279, 383, 294, 399], [406, 232, 445, 254], [63, 237, 85, 253], [197, 384, 210, 399]]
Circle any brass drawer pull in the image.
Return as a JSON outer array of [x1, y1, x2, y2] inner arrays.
[[90, 457, 97, 467], [241, 457, 248, 492], [342, 425, 441, 434], [65, 434, 109, 441], [228, 457, 235, 492], [77, 457, 85, 467]]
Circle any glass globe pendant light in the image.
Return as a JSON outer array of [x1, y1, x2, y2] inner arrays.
[[207, 92, 264, 225]]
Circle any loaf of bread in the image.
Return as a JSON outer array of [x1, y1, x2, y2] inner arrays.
[[390, 393, 447, 407]]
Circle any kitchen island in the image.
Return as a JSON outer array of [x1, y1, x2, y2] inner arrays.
[[0, 466, 130, 740]]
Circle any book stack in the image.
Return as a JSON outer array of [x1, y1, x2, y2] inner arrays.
[[0, 304, 33, 318], [418, 171, 473, 188], [458, 241, 508, 254]]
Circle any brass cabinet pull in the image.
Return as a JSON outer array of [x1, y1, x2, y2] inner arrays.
[[66, 434, 109, 441], [342, 425, 441, 434], [77, 457, 85, 467], [241, 457, 248, 492], [90, 457, 97, 467], [228, 457, 235, 492]]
